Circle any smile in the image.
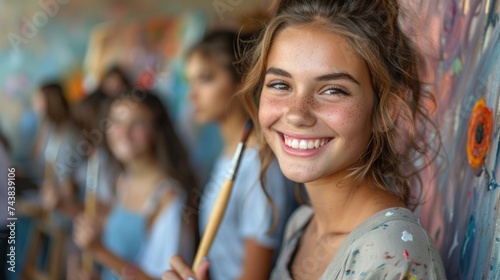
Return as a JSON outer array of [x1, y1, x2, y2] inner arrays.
[[282, 134, 333, 150]]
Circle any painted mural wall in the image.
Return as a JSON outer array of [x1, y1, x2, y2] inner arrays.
[[404, 0, 500, 278]]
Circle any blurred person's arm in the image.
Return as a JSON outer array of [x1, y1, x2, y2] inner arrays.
[[235, 154, 290, 280], [92, 246, 157, 280], [238, 240, 274, 280], [58, 177, 83, 217], [42, 177, 112, 227], [74, 214, 158, 280], [41, 177, 81, 217]]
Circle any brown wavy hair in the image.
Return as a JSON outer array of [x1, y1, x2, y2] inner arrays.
[[39, 82, 70, 127], [238, 0, 440, 208]]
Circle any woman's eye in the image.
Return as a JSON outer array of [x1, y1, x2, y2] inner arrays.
[[131, 120, 148, 127], [323, 86, 350, 96], [267, 81, 291, 91], [108, 117, 119, 125], [199, 73, 215, 83]]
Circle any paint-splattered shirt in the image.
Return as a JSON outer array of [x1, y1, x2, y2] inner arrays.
[[271, 206, 446, 279]]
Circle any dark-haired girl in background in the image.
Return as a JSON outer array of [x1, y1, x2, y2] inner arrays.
[[32, 82, 84, 217], [73, 90, 197, 280], [183, 30, 296, 280]]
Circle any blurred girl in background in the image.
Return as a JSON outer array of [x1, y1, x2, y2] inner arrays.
[[73, 90, 197, 280], [184, 30, 296, 280], [97, 65, 132, 98], [72, 90, 118, 208], [32, 82, 84, 216]]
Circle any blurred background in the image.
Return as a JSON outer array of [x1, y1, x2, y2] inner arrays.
[[0, 0, 272, 181], [0, 1, 273, 279], [0, 0, 499, 279]]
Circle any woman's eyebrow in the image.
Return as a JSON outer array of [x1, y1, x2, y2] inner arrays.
[[315, 72, 360, 85], [266, 67, 360, 85], [265, 67, 292, 78]]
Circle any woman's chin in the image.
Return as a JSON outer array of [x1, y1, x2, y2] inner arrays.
[[280, 167, 319, 184], [111, 149, 138, 163]]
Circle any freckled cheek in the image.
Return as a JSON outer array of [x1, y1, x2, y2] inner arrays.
[[353, 106, 372, 141], [320, 103, 369, 134], [258, 94, 285, 129]]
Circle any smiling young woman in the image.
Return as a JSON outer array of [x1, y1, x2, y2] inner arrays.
[[163, 0, 445, 279], [259, 28, 375, 186]]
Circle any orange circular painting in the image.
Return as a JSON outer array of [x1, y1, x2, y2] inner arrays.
[[467, 98, 493, 169]]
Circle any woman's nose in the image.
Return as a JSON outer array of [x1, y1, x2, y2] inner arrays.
[[284, 93, 316, 127]]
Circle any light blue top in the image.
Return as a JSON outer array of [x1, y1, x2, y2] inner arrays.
[[35, 121, 82, 185], [200, 147, 297, 280], [102, 179, 194, 279], [74, 146, 117, 203]]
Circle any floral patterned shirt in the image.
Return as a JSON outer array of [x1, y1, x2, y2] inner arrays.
[[271, 206, 446, 279]]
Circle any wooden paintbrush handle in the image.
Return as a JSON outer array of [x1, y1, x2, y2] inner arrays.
[[82, 252, 93, 274], [44, 162, 54, 185], [192, 179, 234, 270], [85, 191, 97, 218]]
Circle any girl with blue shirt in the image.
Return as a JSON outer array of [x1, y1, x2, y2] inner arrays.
[[183, 30, 296, 280], [73, 90, 197, 280]]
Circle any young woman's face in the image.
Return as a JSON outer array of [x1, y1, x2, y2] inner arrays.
[[102, 73, 125, 97], [106, 100, 155, 163], [259, 26, 374, 184], [185, 52, 240, 124]]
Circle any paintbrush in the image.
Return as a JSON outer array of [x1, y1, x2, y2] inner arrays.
[[192, 119, 254, 270]]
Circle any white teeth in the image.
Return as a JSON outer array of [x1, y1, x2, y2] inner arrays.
[[299, 140, 307, 149], [283, 135, 331, 150], [308, 141, 315, 149]]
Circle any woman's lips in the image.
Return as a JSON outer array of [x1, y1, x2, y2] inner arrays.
[[278, 132, 333, 157]]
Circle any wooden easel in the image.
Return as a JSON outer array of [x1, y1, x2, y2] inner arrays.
[[22, 162, 66, 280]]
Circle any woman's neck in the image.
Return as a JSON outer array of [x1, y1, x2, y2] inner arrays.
[[120, 154, 167, 209], [219, 109, 249, 157], [304, 174, 405, 239], [123, 154, 164, 182]]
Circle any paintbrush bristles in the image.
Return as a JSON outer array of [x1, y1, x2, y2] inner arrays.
[[241, 119, 253, 143]]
